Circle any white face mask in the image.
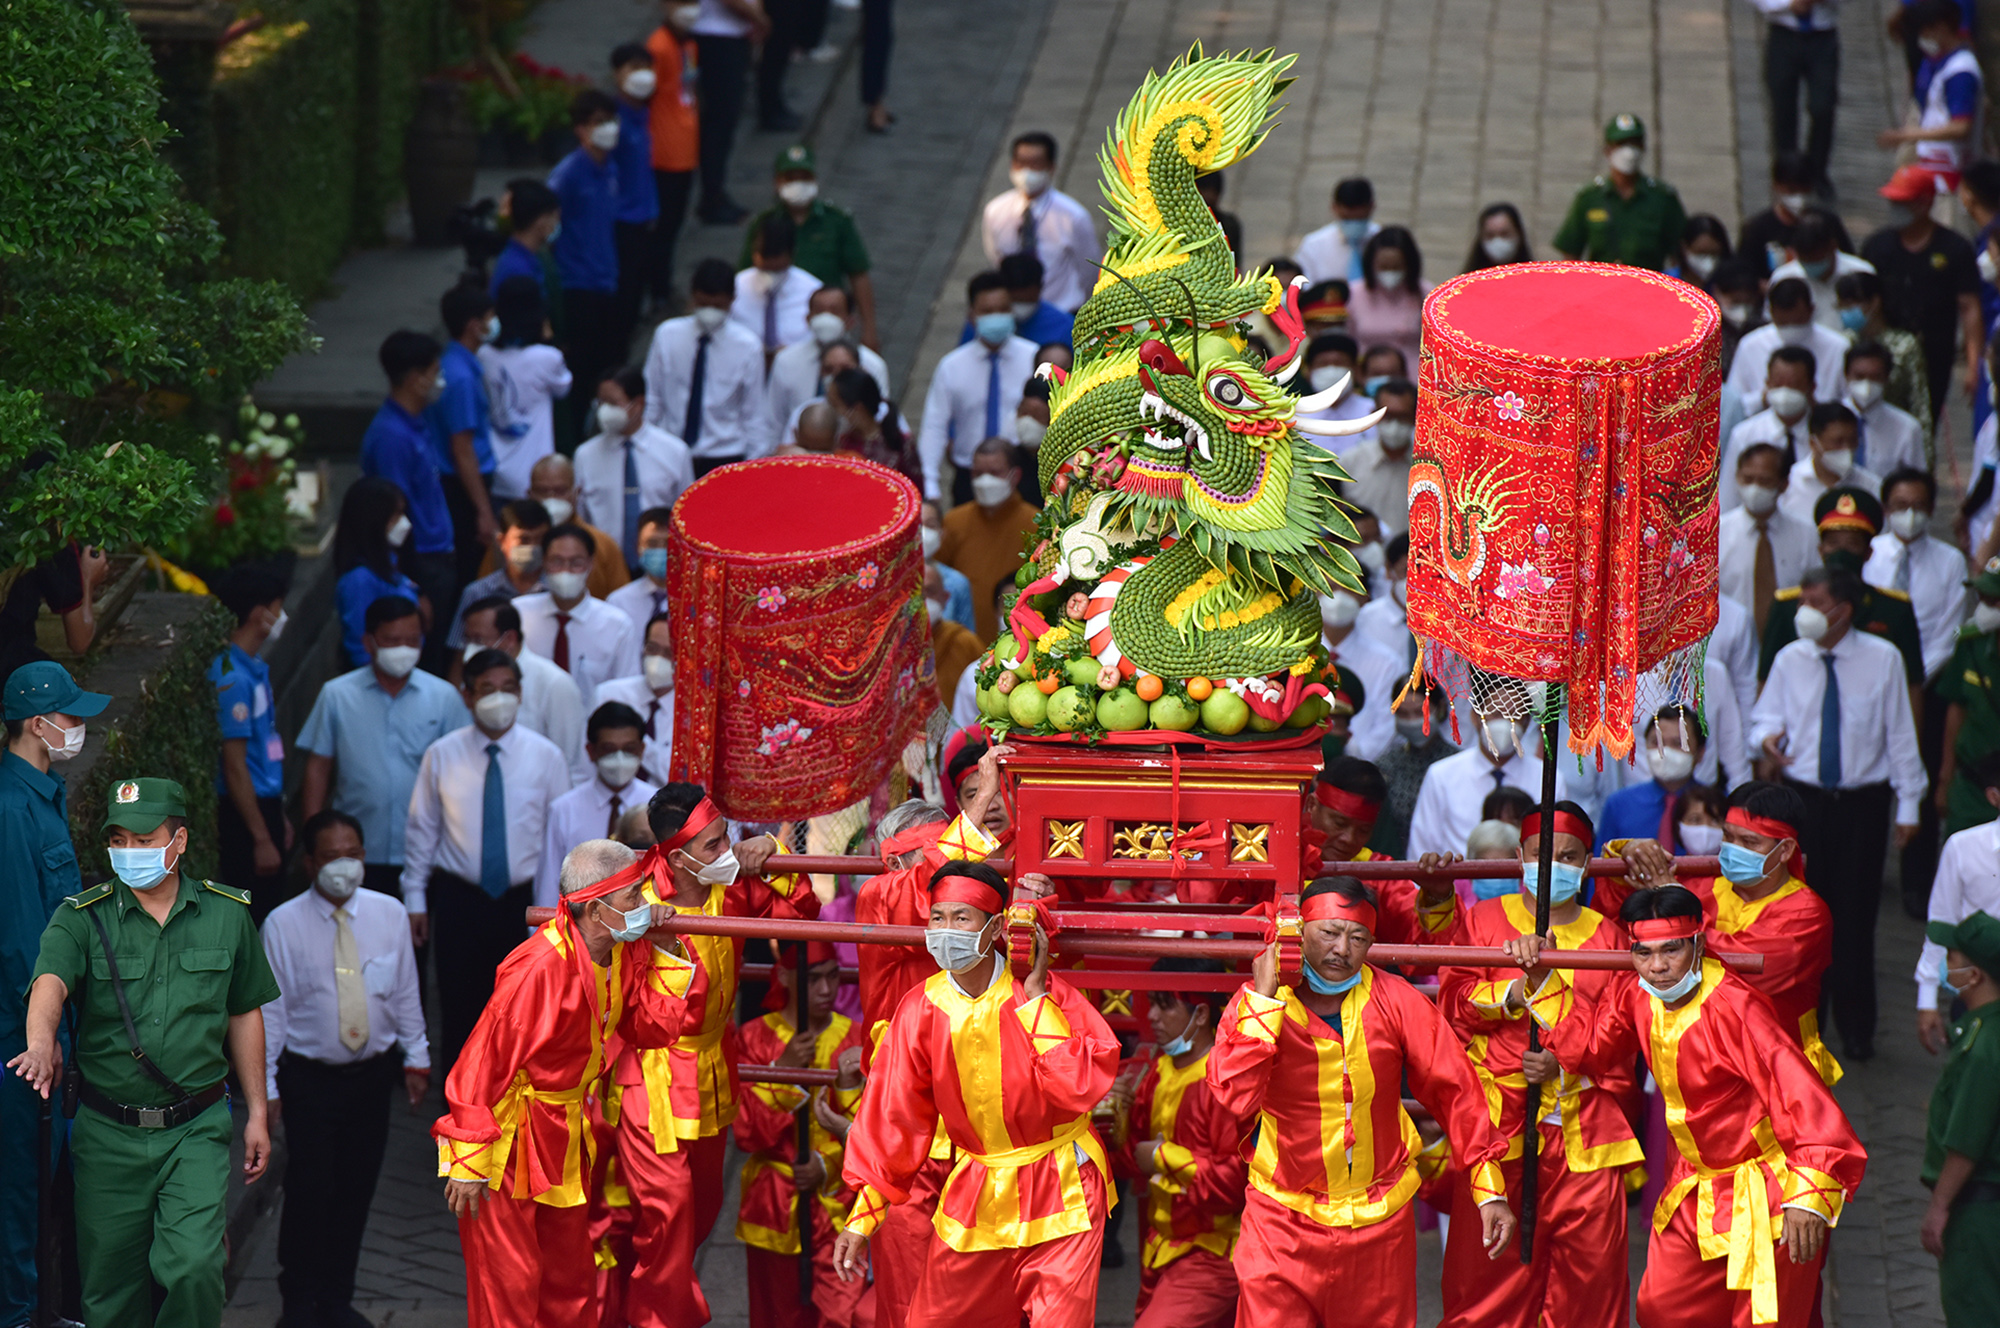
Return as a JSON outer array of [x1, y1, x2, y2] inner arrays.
[[1979, 248, 1999, 284], [1308, 364, 1347, 394], [1793, 604, 1831, 643], [678, 844, 741, 887], [1888, 507, 1929, 542], [1846, 378, 1884, 411], [386, 515, 412, 548], [1774, 322, 1814, 348], [1011, 301, 1040, 324], [1374, 268, 1406, 291], [1376, 418, 1415, 451], [692, 305, 729, 334], [474, 690, 521, 732], [1816, 447, 1854, 477], [1479, 716, 1518, 759], [1721, 302, 1753, 325], [970, 473, 1014, 509], [1679, 821, 1724, 855], [1685, 252, 1718, 279], [597, 402, 631, 436], [1650, 744, 1696, 782], [1739, 482, 1780, 516], [589, 120, 621, 152], [926, 597, 946, 623], [1481, 235, 1519, 263], [1777, 191, 1813, 215], [546, 570, 588, 600], [36, 717, 86, 762], [316, 857, 365, 902], [596, 751, 642, 789], [1766, 386, 1809, 421], [1318, 591, 1362, 628], [643, 654, 677, 691], [920, 526, 942, 558], [1011, 167, 1051, 197], [1014, 416, 1048, 449], [374, 645, 421, 678], [539, 497, 575, 526], [621, 68, 657, 99], [778, 180, 819, 207], [1608, 144, 1644, 175], [1976, 603, 2000, 634], [1356, 541, 1386, 571], [807, 311, 847, 345], [506, 542, 543, 572]]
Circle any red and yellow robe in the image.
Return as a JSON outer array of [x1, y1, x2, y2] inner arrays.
[[1119, 1048, 1246, 1273], [1534, 959, 1866, 1326], [841, 963, 1120, 1252], [853, 814, 999, 1050], [734, 1011, 867, 1253]]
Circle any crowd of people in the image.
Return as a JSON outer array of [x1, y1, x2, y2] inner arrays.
[[9, 1, 2000, 1325]]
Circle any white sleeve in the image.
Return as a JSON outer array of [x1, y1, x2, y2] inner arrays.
[[918, 367, 954, 502], [951, 664, 982, 729], [388, 899, 430, 1069], [1916, 837, 1966, 1010], [1706, 662, 1751, 790], [546, 348, 574, 401], [642, 331, 671, 428], [400, 747, 442, 914], [1883, 660, 1928, 822], [1746, 653, 1789, 751], [742, 352, 775, 459], [1724, 337, 1765, 416], [536, 804, 567, 913], [259, 923, 289, 1102], [544, 672, 589, 785], [980, 195, 1003, 265]]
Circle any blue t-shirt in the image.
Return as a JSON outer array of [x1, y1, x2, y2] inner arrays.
[[425, 340, 496, 476], [490, 238, 548, 302], [337, 565, 421, 668], [211, 642, 284, 798], [612, 102, 659, 224], [1916, 55, 1982, 121], [360, 398, 454, 555], [548, 149, 620, 293]]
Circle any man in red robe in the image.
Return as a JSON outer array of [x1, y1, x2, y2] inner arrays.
[[1207, 876, 1515, 1328], [1437, 803, 1641, 1328], [434, 839, 701, 1328], [1302, 757, 1464, 947], [1519, 885, 1867, 1327], [1600, 780, 1842, 1085], [830, 863, 1119, 1328]]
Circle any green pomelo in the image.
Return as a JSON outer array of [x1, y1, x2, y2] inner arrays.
[[1007, 685, 1050, 728], [1199, 690, 1250, 735], [1047, 686, 1092, 731], [1149, 694, 1200, 731], [1096, 688, 1149, 731]]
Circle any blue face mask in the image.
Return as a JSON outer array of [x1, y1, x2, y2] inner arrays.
[[1362, 375, 1391, 398], [1521, 861, 1585, 905], [1337, 218, 1372, 245], [109, 846, 174, 892], [974, 312, 1016, 347], [1639, 950, 1703, 1003], [1838, 306, 1867, 333], [1302, 962, 1364, 996], [639, 547, 669, 582], [1473, 877, 1516, 901], [1801, 258, 1832, 281], [1716, 841, 1773, 885], [1159, 1013, 1202, 1057], [599, 900, 653, 944]]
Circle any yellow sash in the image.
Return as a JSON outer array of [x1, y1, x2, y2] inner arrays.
[[1655, 1136, 1787, 1326]]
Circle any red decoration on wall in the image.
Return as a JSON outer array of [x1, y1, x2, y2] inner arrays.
[[1406, 262, 1721, 757]]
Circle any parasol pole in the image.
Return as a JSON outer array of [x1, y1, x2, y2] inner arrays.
[[1518, 687, 1562, 1264], [793, 939, 815, 1306]]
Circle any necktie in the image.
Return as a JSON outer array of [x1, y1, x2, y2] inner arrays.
[[606, 791, 624, 839], [646, 696, 660, 738], [553, 612, 572, 670], [1782, 424, 1797, 470], [334, 906, 369, 1052], [1490, 764, 1507, 792], [1018, 196, 1037, 255], [652, 588, 668, 618], [1818, 652, 1842, 787], [1854, 413, 1867, 468], [764, 277, 780, 352], [1895, 544, 1913, 593], [1753, 522, 1777, 633], [984, 350, 1002, 441], [480, 742, 510, 897], [1656, 788, 1679, 847], [683, 333, 710, 447], [622, 439, 642, 571]]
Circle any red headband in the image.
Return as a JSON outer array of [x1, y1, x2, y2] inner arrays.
[[1314, 784, 1383, 821], [881, 820, 949, 858], [1630, 915, 1703, 942], [661, 797, 722, 855], [1301, 889, 1377, 932], [929, 872, 1006, 914], [1521, 809, 1592, 847], [1724, 807, 1806, 880]]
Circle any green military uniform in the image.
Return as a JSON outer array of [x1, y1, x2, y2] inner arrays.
[[1758, 488, 1927, 685], [1551, 115, 1688, 271], [1921, 914, 2000, 1325], [739, 144, 871, 288], [28, 778, 279, 1328], [1935, 558, 2000, 833]]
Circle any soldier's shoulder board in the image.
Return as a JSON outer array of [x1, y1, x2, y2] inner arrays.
[[1874, 585, 1912, 603], [65, 883, 114, 910], [202, 880, 252, 906], [1774, 586, 1802, 601]]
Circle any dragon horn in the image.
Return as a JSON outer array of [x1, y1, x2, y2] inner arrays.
[[1263, 275, 1311, 384], [1167, 275, 1201, 378], [1294, 369, 1350, 413], [1295, 407, 1387, 437]]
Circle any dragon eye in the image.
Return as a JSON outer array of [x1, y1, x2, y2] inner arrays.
[[1209, 375, 1246, 408]]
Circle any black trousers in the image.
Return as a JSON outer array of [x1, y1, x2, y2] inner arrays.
[[438, 473, 490, 605], [1784, 778, 1891, 1049], [696, 36, 752, 208], [860, 0, 894, 106], [692, 453, 745, 478], [562, 287, 623, 439], [397, 549, 459, 680], [758, 0, 799, 121], [613, 220, 652, 360], [219, 793, 292, 928], [429, 871, 533, 1076], [275, 1051, 400, 1314], [364, 863, 428, 1013], [1765, 26, 1839, 186], [649, 169, 696, 300], [1903, 680, 1948, 916]]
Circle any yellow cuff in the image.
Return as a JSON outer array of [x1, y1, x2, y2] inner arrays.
[[648, 947, 698, 1000], [1417, 892, 1457, 934], [845, 1184, 890, 1237], [1467, 979, 1524, 1020], [1468, 1160, 1508, 1207], [751, 1082, 810, 1114], [1153, 1141, 1196, 1188], [1231, 988, 1287, 1044], [1016, 994, 1073, 1054], [937, 813, 999, 861], [1526, 970, 1573, 1030], [1780, 1165, 1846, 1227], [437, 1136, 499, 1185]]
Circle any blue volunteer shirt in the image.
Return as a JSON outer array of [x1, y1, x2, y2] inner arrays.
[[548, 148, 619, 293], [1916, 53, 1982, 123], [426, 340, 496, 476], [1594, 779, 1684, 855], [612, 102, 659, 225], [336, 565, 421, 668], [360, 398, 454, 555], [211, 642, 284, 798], [490, 238, 548, 302]]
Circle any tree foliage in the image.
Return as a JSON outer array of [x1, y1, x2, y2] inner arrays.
[[0, 0, 318, 573]]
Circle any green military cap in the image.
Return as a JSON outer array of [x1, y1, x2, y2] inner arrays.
[[1604, 113, 1646, 144], [1929, 911, 2000, 975], [774, 143, 816, 175], [1814, 486, 1883, 537], [1968, 554, 2000, 597], [102, 777, 187, 835]]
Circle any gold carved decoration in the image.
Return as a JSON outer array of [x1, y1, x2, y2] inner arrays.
[[1047, 820, 1086, 859], [1099, 989, 1133, 1017], [1112, 822, 1195, 860], [1229, 823, 1271, 863]]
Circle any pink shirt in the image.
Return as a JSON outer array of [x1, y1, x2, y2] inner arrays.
[[1346, 281, 1431, 375]]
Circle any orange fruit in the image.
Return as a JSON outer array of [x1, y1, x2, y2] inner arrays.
[[1037, 673, 1061, 695], [1134, 674, 1164, 702], [1185, 677, 1213, 700]]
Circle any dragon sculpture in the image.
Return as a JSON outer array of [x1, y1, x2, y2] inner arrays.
[[971, 46, 1382, 737]]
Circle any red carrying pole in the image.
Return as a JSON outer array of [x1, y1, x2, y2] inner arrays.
[[772, 854, 1719, 881]]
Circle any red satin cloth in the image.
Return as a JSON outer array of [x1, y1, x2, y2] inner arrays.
[[1132, 1248, 1238, 1328], [1637, 1194, 1824, 1328], [1116, 1054, 1245, 1276], [461, 1192, 595, 1328], [869, 1167, 948, 1328], [745, 1235, 875, 1328], [687, 1131, 729, 1250], [1438, 1122, 1629, 1328], [1233, 1189, 1417, 1328], [610, 1082, 709, 1328], [903, 1164, 1107, 1328]]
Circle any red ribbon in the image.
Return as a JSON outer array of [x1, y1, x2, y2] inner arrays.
[[1300, 890, 1378, 932], [1313, 784, 1383, 821], [930, 874, 1006, 914], [1520, 808, 1593, 847], [881, 820, 949, 860], [1630, 915, 1702, 942], [659, 796, 722, 855], [1724, 807, 1807, 881]]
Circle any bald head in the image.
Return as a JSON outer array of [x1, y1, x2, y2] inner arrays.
[[796, 401, 840, 453]]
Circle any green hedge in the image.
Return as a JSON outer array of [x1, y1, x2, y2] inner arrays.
[[69, 599, 234, 883], [353, 0, 456, 245]]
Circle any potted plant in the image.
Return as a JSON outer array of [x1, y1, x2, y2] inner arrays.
[[165, 397, 307, 585]]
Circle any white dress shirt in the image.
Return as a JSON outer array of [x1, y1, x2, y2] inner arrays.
[[767, 338, 891, 436], [478, 344, 573, 499], [1865, 531, 1969, 679], [1847, 396, 1927, 475], [1341, 441, 1415, 536], [731, 265, 823, 354], [1718, 408, 1814, 511], [1292, 219, 1383, 284], [950, 663, 981, 730], [1777, 454, 1880, 529], [400, 721, 573, 912], [1749, 628, 1926, 820], [1717, 505, 1818, 615], [1724, 323, 1850, 419], [515, 646, 588, 784], [1329, 628, 1404, 762], [691, 0, 753, 36], [916, 335, 1039, 500], [514, 592, 642, 718], [1407, 745, 1569, 859], [980, 187, 1099, 312], [1628, 656, 1751, 790], [1710, 593, 1760, 744], [1768, 253, 1874, 330], [535, 774, 661, 909], [1917, 819, 2000, 1009], [261, 885, 429, 1100], [574, 424, 695, 561], [607, 577, 671, 638], [1752, 0, 1837, 29], [590, 674, 676, 785], [643, 315, 773, 461], [1355, 593, 1412, 665], [1969, 415, 2000, 556]]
